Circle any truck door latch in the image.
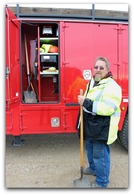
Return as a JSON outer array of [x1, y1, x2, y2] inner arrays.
[[6, 67, 10, 78]]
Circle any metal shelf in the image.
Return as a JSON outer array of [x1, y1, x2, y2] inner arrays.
[[40, 52, 58, 55], [40, 71, 59, 77], [40, 37, 58, 40], [40, 71, 58, 74]]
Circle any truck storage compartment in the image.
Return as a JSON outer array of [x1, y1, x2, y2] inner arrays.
[[20, 22, 59, 103], [20, 109, 61, 133]]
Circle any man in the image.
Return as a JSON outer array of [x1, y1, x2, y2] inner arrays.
[[77, 56, 122, 188]]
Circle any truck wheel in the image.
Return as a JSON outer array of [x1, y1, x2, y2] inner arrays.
[[118, 113, 128, 150]]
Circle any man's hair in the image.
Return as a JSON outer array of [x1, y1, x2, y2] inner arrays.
[[95, 56, 110, 69]]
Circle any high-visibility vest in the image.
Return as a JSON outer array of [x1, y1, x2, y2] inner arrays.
[[85, 77, 122, 144]]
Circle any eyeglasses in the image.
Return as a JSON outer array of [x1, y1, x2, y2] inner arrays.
[[94, 66, 105, 70]]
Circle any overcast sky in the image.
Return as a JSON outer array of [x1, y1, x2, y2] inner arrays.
[[6, 3, 128, 12]]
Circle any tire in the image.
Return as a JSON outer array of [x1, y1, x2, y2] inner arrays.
[[118, 113, 128, 150]]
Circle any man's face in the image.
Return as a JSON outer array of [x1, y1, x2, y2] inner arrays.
[[94, 60, 109, 82]]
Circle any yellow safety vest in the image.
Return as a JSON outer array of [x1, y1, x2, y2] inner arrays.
[[85, 77, 122, 144]]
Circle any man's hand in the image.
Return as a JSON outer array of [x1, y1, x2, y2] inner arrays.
[[78, 95, 85, 105]]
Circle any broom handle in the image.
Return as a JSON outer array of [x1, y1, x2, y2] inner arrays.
[[80, 89, 84, 175]]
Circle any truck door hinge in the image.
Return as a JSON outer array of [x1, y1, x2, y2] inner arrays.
[[62, 61, 69, 66], [113, 25, 126, 34], [6, 67, 10, 78], [63, 112, 71, 129], [62, 23, 69, 32], [62, 24, 69, 28]]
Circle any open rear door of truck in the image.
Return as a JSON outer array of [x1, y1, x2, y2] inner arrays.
[[6, 7, 20, 107]]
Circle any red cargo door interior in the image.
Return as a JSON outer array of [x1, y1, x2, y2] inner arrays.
[[6, 7, 20, 106]]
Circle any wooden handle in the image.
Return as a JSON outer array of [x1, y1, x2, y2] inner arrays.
[[80, 89, 84, 167], [80, 89, 83, 96], [24, 34, 30, 75]]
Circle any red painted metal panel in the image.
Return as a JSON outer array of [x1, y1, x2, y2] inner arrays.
[[118, 24, 128, 129], [19, 105, 79, 134], [62, 22, 128, 130], [6, 7, 21, 105], [91, 23, 118, 81], [6, 111, 13, 134], [63, 107, 79, 132], [61, 22, 125, 102], [121, 24, 128, 96], [20, 109, 61, 133], [62, 22, 92, 103]]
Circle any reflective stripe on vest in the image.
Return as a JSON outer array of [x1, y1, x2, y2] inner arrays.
[[93, 99, 117, 113]]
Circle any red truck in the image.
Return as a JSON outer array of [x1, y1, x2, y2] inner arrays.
[[6, 5, 128, 149]]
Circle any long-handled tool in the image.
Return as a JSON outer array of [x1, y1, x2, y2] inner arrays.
[[23, 34, 37, 103], [30, 39, 39, 101], [73, 89, 91, 188]]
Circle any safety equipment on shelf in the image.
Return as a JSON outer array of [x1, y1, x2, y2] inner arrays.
[[49, 46, 58, 53], [42, 26, 52, 35], [41, 44, 52, 53]]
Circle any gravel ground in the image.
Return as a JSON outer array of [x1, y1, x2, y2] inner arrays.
[[5, 133, 128, 189]]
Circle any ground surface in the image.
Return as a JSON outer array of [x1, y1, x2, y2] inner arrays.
[[5, 134, 128, 189]]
